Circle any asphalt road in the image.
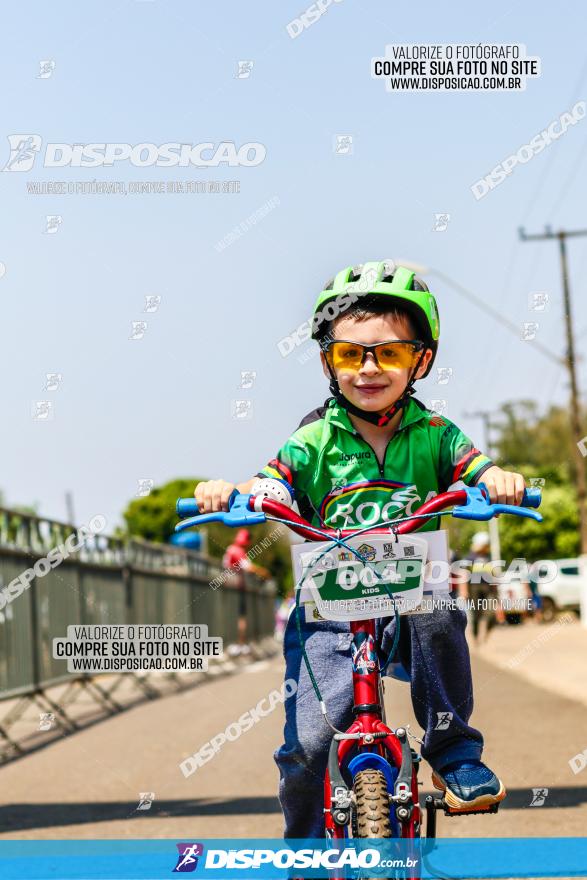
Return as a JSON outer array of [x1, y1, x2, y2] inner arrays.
[[0, 637, 586, 840]]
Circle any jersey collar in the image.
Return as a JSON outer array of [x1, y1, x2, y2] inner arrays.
[[326, 395, 427, 435]]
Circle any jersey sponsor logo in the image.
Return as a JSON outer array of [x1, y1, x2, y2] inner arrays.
[[337, 451, 372, 463], [320, 480, 423, 526]]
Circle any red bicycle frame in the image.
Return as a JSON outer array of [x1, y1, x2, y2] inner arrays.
[[252, 489, 468, 847]]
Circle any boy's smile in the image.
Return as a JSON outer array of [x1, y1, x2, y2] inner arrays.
[[321, 312, 432, 417]]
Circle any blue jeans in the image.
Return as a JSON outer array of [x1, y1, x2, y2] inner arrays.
[[274, 602, 483, 838]]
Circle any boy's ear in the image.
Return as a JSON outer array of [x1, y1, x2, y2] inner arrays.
[[320, 350, 332, 380], [415, 348, 433, 379]]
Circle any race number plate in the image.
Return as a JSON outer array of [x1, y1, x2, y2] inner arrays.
[[291, 534, 427, 621]]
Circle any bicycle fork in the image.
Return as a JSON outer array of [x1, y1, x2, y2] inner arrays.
[[323, 620, 421, 840]]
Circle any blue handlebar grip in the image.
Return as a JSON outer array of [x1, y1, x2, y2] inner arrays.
[[176, 489, 240, 520], [522, 488, 542, 508], [176, 498, 199, 519]]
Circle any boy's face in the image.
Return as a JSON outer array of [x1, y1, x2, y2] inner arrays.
[[320, 312, 432, 416]]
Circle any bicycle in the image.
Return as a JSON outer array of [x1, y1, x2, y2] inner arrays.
[[175, 484, 542, 877]]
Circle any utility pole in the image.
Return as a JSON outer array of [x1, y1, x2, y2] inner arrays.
[[464, 409, 501, 563], [519, 226, 587, 554]]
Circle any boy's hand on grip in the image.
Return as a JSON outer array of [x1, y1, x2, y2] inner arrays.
[[479, 465, 525, 506], [194, 480, 236, 513]]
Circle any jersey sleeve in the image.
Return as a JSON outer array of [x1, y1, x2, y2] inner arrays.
[[438, 420, 494, 490], [256, 430, 313, 496]]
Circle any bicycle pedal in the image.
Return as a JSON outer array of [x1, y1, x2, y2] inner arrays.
[[442, 801, 500, 817]]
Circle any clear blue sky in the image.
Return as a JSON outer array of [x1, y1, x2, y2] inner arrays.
[[1, 0, 586, 529]]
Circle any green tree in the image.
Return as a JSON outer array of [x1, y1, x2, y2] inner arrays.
[[449, 400, 585, 561], [121, 478, 293, 595], [492, 400, 585, 486]]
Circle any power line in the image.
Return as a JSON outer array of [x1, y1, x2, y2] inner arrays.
[[397, 260, 564, 366]]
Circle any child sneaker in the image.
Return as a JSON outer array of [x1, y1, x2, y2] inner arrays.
[[431, 759, 506, 811]]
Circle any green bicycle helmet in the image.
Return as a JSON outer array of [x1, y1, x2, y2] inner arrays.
[[312, 260, 440, 427], [312, 260, 439, 376]]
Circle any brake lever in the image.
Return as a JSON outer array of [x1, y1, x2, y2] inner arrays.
[[452, 486, 543, 522], [174, 493, 266, 532]]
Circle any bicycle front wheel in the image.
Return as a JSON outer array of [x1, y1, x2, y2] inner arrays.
[[353, 769, 393, 838]]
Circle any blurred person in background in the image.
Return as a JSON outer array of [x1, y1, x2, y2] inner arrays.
[[223, 529, 270, 655], [528, 569, 543, 623], [461, 531, 505, 643], [274, 590, 296, 642]]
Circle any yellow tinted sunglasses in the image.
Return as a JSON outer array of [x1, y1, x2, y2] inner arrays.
[[324, 339, 425, 372]]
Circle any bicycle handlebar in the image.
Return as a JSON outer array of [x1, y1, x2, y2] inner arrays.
[[175, 484, 542, 540]]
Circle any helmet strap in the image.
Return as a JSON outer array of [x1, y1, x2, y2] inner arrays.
[[324, 348, 426, 428]]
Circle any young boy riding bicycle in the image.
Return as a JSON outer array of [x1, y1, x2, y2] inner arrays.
[[195, 260, 525, 836]]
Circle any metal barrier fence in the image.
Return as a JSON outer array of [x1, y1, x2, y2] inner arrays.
[[0, 507, 277, 701]]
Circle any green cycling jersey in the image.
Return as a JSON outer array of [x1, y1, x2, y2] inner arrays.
[[258, 397, 493, 530]]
